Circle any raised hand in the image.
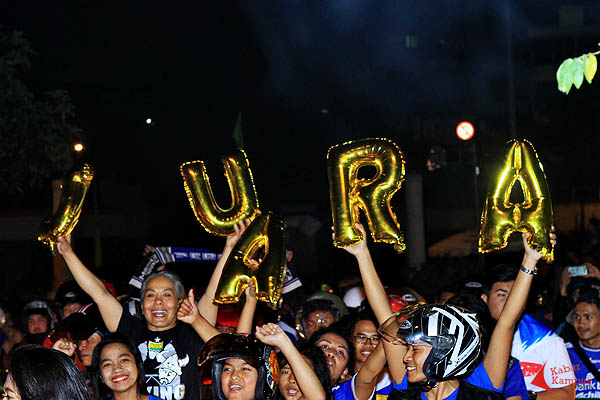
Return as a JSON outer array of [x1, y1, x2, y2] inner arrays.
[[522, 226, 556, 267], [560, 266, 572, 297], [52, 338, 76, 357], [56, 235, 73, 256], [585, 263, 600, 279], [244, 282, 257, 303], [255, 323, 289, 348], [225, 218, 252, 249], [143, 244, 155, 256], [333, 223, 369, 256], [177, 289, 199, 325]]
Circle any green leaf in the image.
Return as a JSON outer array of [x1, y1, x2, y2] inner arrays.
[[557, 58, 574, 94], [585, 53, 597, 84], [573, 57, 584, 89]]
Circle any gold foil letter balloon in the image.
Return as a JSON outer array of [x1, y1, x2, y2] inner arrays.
[[479, 139, 554, 261], [38, 164, 95, 252], [181, 149, 259, 236], [215, 212, 286, 309], [327, 138, 406, 250]]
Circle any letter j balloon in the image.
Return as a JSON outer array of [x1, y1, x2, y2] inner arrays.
[[38, 164, 95, 253]]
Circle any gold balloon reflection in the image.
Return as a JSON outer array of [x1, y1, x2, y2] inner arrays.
[[327, 138, 406, 251], [479, 139, 554, 261]]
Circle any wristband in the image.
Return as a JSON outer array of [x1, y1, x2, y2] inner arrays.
[[520, 265, 537, 275]]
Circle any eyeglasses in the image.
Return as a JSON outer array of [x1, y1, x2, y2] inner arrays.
[[353, 334, 380, 345]]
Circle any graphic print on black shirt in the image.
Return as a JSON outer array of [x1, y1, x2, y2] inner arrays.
[[117, 311, 203, 400], [138, 337, 189, 399]]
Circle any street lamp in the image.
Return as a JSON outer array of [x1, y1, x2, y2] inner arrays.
[[456, 121, 475, 141]]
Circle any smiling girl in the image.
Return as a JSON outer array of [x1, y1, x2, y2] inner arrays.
[[91, 333, 160, 400]]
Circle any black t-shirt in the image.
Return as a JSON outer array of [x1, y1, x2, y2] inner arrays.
[[117, 311, 203, 400]]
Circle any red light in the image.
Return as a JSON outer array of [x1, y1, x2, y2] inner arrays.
[[456, 121, 475, 141]]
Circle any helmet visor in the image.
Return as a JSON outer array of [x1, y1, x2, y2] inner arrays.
[[378, 303, 426, 345], [197, 334, 261, 369]]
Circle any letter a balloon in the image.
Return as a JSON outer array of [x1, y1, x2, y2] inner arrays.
[[479, 139, 554, 261], [214, 212, 286, 309]]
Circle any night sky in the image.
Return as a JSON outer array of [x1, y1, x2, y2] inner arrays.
[[2, 1, 600, 303]]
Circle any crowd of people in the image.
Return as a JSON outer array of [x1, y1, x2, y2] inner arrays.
[[2, 218, 600, 400]]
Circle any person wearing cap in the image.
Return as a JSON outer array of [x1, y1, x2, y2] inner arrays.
[[45, 312, 103, 368], [295, 292, 348, 340], [43, 311, 105, 396], [55, 280, 91, 319], [565, 287, 600, 397]]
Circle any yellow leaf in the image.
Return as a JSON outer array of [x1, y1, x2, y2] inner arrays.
[[585, 54, 597, 84]]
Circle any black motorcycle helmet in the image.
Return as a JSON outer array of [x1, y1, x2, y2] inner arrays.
[[295, 292, 348, 339], [54, 281, 91, 318], [198, 333, 278, 400], [22, 299, 55, 333]]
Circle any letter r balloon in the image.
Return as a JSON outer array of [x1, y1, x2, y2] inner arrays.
[[478, 139, 554, 261], [327, 138, 406, 251]]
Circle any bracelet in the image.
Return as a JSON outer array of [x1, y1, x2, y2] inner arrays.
[[528, 390, 537, 400], [520, 265, 538, 275]]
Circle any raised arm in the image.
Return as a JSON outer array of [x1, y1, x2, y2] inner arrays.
[[198, 219, 250, 325], [338, 224, 391, 323], [56, 236, 123, 332], [236, 283, 257, 335], [338, 223, 407, 384], [353, 341, 386, 400], [256, 323, 325, 400], [178, 289, 220, 342], [484, 231, 554, 389]]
